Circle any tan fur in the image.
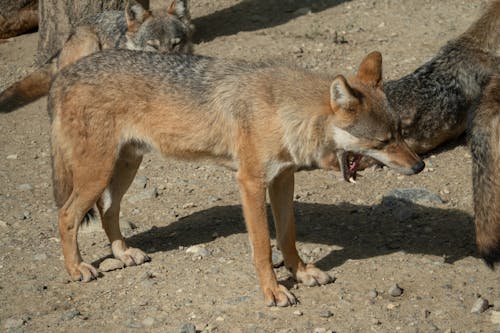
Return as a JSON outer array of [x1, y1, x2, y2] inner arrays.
[[0, 1, 38, 40], [49, 50, 423, 306]]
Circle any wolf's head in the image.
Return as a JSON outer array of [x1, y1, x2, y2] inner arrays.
[[125, 0, 194, 54], [325, 51, 424, 182]]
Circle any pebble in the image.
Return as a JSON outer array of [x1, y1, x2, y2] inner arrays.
[[0, 220, 9, 228], [491, 310, 500, 324], [99, 258, 125, 272], [314, 328, 327, 333], [471, 297, 489, 314], [367, 289, 378, 299], [133, 175, 149, 188], [272, 247, 284, 268], [127, 187, 158, 203], [179, 323, 196, 333], [142, 317, 155, 327], [389, 284, 404, 297], [60, 309, 80, 321], [384, 188, 444, 205], [17, 183, 33, 191], [4, 318, 24, 330], [33, 253, 47, 261], [319, 309, 333, 318], [294, 7, 312, 15], [120, 219, 137, 231], [387, 302, 400, 310], [294, 310, 303, 316], [18, 211, 31, 220], [6, 154, 18, 160], [186, 245, 210, 257]]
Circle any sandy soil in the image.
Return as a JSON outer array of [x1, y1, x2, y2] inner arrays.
[[0, 0, 499, 332]]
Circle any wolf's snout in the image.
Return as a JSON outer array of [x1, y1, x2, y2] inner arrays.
[[411, 160, 425, 174]]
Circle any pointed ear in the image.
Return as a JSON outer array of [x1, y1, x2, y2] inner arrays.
[[330, 75, 358, 109], [168, 0, 191, 22], [125, 0, 151, 32], [357, 51, 383, 88]]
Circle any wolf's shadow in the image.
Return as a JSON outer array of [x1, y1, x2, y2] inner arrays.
[[125, 199, 475, 270], [192, 0, 351, 43]]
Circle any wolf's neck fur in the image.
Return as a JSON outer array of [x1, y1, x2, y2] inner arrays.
[[460, 0, 500, 52]]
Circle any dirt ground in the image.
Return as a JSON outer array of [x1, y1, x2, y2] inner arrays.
[[0, 0, 499, 332]]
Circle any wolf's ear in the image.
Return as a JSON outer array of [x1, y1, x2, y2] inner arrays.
[[357, 51, 383, 88], [168, 0, 191, 22], [330, 75, 358, 110], [125, 0, 151, 32]]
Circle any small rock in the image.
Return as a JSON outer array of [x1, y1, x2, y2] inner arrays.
[[17, 183, 33, 191], [0, 220, 9, 228], [179, 323, 196, 333], [367, 289, 378, 299], [384, 188, 444, 205], [18, 211, 31, 220], [389, 284, 404, 297], [6, 154, 18, 160], [4, 318, 24, 330], [208, 196, 221, 203], [127, 187, 158, 203], [120, 220, 137, 231], [471, 297, 489, 314], [142, 317, 155, 327], [314, 328, 326, 333], [133, 175, 149, 188], [182, 202, 197, 209], [319, 309, 333, 318], [491, 310, 500, 324], [60, 309, 80, 321], [33, 253, 47, 261], [186, 245, 210, 257], [272, 247, 284, 268], [387, 302, 400, 310], [293, 310, 303, 316], [294, 7, 311, 15], [99, 258, 125, 272]]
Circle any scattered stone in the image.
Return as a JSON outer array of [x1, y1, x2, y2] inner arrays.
[[389, 284, 404, 297], [182, 202, 197, 209], [294, 7, 312, 15], [186, 245, 210, 257], [224, 296, 250, 305], [367, 289, 378, 299], [142, 317, 155, 327], [0, 220, 9, 228], [272, 247, 284, 268], [384, 188, 444, 206], [179, 323, 196, 333], [99, 258, 125, 272], [17, 183, 33, 191], [314, 328, 326, 333], [471, 297, 489, 314], [60, 309, 80, 321], [120, 220, 137, 231], [387, 302, 400, 310], [4, 318, 24, 330], [208, 196, 221, 203], [18, 211, 31, 220], [491, 310, 500, 324], [319, 309, 333, 318], [134, 175, 149, 188], [127, 187, 158, 203], [294, 310, 303, 316], [6, 154, 18, 160], [33, 253, 47, 261]]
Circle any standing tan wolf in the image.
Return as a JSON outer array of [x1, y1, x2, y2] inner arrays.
[[470, 73, 500, 268], [384, 0, 500, 154], [0, 0, 193, 113], [48, 49, 424, 306]]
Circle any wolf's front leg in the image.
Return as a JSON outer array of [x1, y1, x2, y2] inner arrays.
[[237, 170, 297, 307], [268, 168, 332, 287]]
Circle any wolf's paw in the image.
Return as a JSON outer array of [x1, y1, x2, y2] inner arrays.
[[117, 247, 150, 267], [295, 264, 332, 287], [69, 262, 99, 282], [264, 284, 297, 307]]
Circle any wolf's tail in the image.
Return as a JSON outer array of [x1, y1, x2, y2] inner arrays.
[[460, 0, 500, 52], [470, 76, 500, 268], [0, 60, 57, 113]]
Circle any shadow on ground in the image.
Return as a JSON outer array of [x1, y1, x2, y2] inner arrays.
[[125, 199, 476, 271], [193, 0, 350, 43]]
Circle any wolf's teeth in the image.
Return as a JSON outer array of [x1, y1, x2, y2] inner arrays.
[[349, 177, 356, 184]]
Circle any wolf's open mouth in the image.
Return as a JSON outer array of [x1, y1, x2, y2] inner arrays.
[[336, 150, 362, 183]]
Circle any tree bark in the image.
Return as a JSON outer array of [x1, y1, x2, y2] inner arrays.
[[37, 0, 149, 64]]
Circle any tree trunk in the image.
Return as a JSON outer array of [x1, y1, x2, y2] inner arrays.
[[36, 0, 149, 64]]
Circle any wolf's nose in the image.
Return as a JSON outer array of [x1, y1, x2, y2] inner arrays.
[[411, 160, 425, 174]]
